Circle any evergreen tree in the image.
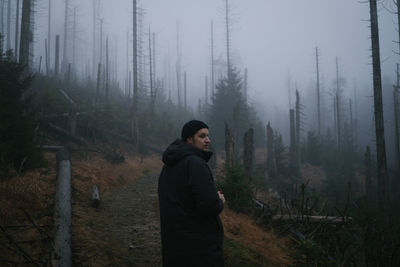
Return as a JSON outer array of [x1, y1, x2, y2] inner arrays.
[[0, 50, 39, 173], [208, 67, 261, 150]]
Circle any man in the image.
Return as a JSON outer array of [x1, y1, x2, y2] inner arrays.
[[158, 120, 225, 267]]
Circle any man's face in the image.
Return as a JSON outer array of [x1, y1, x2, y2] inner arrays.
[[186, 128, 210, 152]]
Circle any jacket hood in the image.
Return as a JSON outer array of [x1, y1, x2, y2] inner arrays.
[[162, 139, 213, 165]]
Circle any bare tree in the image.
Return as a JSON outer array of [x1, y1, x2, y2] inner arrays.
[[47, 0, 50, 71], [225, 0, 231, 77], [315, 47, 321, 136], [6, 0, 10, 51], [295, 89, 301, 170], [132, 0, 139, 143], [335, 57, 342, 150], [210, 20, 215, 98], [14, 0, 20, 61], [225, 0, 232, 79], [62, 0, 69, 73], [19, 0, 32, 68], [369, 0, 389, 212], [55, 34, 60, 77]]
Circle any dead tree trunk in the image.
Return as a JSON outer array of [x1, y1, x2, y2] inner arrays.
[[14, 0, 20, 60], [244, 68, 248, 102], [176, 23, 182, 109], [55, 34, 60, 78], [335, 57, 341, 150], [1, 0, 4, 44], [47, 0, 50, 72], [394, 64, 400, 174], [184, 71, 187, 111], [295, 89, 301, 169], [19, 0, 32, 68], [210, 20, 215, 98], [62, 0, 69, 74], [243, 127, 254, 181], [149, 26, 155, 128], [204, 76, 209, 106], [266, 122, 277, 178], [289, 109, 297, 175], [6, 0, 10, 51], [315, 47, 321, 136], [92, 0, 96, 77], [105, 36, 109, 104], [225, 122, 235, 169], [364, 146, 372, 199], [369, 0, 389, 212], [72, 7, 76, 73], [131, 0, 139, 144], [225, 0, 231, 77]]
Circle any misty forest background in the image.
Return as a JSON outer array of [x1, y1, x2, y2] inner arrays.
[[1, 0, 400, 266]]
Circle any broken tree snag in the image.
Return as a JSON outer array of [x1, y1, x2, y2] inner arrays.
[[92, 184, 100, 208], [224, 122, 235, 169], [53, 148, 71, 267], [243, 127, 254, 181]]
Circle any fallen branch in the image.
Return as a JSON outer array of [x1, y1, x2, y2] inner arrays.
[[0, 225, 40, 266], [43, 122, 87, 145]]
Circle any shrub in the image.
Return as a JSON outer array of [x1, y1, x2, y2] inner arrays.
[[219, 166, 253, 213]]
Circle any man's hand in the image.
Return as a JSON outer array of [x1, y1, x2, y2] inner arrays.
[[218, 190, 225, 204]]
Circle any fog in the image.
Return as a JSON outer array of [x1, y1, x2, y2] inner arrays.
[[12, 0, 398, 153]]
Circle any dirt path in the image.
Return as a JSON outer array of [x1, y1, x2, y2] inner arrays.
[[97, 174, 162, 266]]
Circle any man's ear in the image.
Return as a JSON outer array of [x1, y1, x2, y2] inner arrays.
[[186, 137, 193, 144]]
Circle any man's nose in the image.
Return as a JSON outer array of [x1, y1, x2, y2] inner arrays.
[[205, 136, 210, 143]]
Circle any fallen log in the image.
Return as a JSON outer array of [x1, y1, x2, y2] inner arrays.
[[40, 145, 64, 151], [272, 214, 352, 224], [91, 184, 100, 208], [44, 122, 87, 145], [52, 148, 72, 267]]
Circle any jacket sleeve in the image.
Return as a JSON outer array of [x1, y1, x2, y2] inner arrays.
[[187, 157, 224, 216]]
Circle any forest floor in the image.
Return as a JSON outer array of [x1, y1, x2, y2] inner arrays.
[[1, 140, 292, 266]]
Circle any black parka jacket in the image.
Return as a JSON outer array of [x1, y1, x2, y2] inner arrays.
[[158, 139, 224, 267]]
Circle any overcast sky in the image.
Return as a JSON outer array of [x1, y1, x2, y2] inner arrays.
[[32, 0, 398, 124]]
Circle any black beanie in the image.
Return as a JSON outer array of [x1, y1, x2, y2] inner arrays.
[[181, 120, 209, 141]]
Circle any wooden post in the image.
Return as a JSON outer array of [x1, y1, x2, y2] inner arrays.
[[53, 148, 72, 267]]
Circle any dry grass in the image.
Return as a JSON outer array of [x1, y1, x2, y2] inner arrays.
[[0, 152, 56, 220], [221, 208, 292, 266], [0, 152, 56, 265], [70, 149, 163, 266]]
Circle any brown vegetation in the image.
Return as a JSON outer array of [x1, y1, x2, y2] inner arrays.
[[221, 208, 292, 266]]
